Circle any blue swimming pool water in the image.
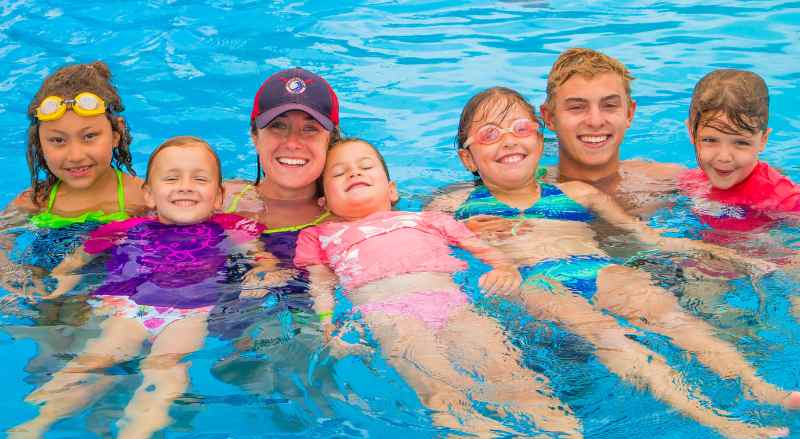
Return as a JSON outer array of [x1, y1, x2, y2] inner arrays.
[[1, 1, 800, 437]]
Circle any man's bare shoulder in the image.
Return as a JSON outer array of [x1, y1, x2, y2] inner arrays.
[[556, 180, 602, 203], [424, 181, 474, 214], [622, 159, 686, 181], [9, 190, 39, 213], [223, 179, 252, 192], [222, 179, 261, 212]]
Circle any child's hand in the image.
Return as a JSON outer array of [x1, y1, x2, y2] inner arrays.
[[40, 286, 69, 300], [240, 267, 298, 298], [479, 265, 522, 296], [321, 319, 374, 360], [731, 254, 778, 278], [0, 263, 47, 298], [465, 216, 534, 240], [465, 215, 515, 233], [694, 244, 777, 278]]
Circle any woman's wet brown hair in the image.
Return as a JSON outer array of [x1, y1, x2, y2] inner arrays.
[[26, 61, 134, 206]]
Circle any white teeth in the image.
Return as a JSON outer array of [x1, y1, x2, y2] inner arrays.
[[347, 182, 369, 191], [498, 154, 525, 164], [580, 135, 608, 143], [172, 200, 197, 207], [277, 158, 308, 166]]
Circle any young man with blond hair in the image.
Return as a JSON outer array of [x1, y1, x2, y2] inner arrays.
[[540, 48, 684, 214]]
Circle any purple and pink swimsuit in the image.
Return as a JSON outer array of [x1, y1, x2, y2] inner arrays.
[[84, 213, 263, 336]]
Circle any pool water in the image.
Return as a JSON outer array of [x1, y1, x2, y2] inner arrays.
[[1, 1, 800, 437]]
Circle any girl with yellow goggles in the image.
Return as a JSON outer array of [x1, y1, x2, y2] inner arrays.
[[34, 92, 106, 121]]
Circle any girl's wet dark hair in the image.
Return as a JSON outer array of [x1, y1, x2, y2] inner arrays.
[[26, 61, 134, 206], [456, 87, 540, 177], [689, 69, 769, 138]]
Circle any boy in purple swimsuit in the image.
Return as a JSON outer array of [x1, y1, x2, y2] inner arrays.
[[13, 136, 271, 438]]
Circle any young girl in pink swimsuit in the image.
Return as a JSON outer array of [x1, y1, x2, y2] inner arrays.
[[291, 138, 583, 437]]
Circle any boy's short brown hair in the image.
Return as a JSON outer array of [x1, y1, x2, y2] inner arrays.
[[328, 137, 391, 180], [544, 48, 634, 108], [688, 69, 769, 136]]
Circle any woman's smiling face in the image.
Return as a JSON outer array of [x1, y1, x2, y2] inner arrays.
[[252, 110, 331, 192]]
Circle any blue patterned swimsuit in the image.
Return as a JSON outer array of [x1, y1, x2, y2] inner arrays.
[[455, 183, 611, 299]]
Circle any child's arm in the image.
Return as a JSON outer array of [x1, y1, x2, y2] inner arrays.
[[423, 184, 472, 214], [427, 211, 522, 295], [0, 196, 48, 296], [457, 235, 522, 295], [44, 247, 97, 299], [43, 218, 136, 299], [0, 227, 42, 297], [240, 249, 297, 298], [561, 182, 775, 275], [306, 264, 338, 340]]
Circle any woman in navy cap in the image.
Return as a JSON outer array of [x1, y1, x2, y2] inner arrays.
[[224, 66, 340, 232], [214, 66, 341, 328], [209, 68, 342, 417]]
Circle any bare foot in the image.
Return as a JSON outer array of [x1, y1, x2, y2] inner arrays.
[[432, 410, 513, 437], [783, 391, 800, 410], [25, 379, 84, 405], [716, 421, 788, 439], [744, 383, 800, 410], [7, 421, 46, 439], [790, 296, 800, 322]]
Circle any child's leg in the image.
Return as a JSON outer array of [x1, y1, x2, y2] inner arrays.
[[521, 284, 789, 439], [790, 296, 800, 323], [11, 316, 147, 438], [438, 306, 582, 439], [361, 311, 511, 436], [595, 265, 800, 410], [116, 314, 208, 439]]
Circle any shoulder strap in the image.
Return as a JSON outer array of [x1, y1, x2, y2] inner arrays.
[[263, 210, 331, 234], [45, 181, 61, 213], [225, 184, 254, 213], [115, 169, 126, 213]]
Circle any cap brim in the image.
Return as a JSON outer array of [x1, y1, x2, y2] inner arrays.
[[254, 103, 334, 131]]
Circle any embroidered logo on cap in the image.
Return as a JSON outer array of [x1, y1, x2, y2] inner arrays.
[[285, 77, 307, 95]]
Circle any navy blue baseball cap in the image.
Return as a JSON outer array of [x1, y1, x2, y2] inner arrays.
[[250, 67, 339, 131]]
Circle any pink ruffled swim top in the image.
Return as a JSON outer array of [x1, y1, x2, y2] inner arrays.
[[294, 211, 472, 291]]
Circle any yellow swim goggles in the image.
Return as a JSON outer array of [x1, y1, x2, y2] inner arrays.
[[35, 92, 107, 122]]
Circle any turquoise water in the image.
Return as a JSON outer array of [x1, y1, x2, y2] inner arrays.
[[1, 1, 800, 437]]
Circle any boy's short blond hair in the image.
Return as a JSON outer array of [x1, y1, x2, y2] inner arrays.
[[544, 48, 634, 108], [145, 136, 223, 190]]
